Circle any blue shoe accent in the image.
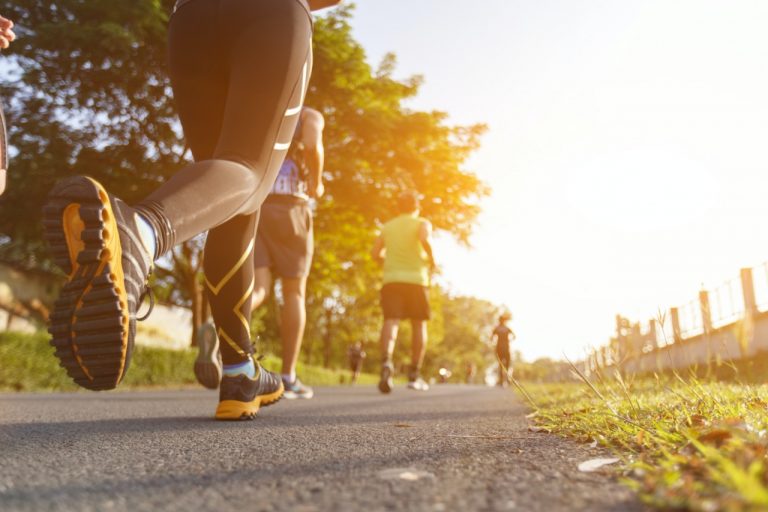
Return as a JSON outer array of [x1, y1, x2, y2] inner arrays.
[[223, 359, 256, 379]]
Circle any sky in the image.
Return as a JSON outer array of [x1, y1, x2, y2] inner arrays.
[[347, 0, 768, 361]]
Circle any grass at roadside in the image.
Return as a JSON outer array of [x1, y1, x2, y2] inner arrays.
[[0, 330, 378, 392], [519, 374, 768, 511]]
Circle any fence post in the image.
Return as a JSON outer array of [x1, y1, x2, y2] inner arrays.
[[648, 319, 658, 350], [615, 315, 627, 375], [741, 267, 757, 315], [738, 267, 757, 357], [699, 289, 713, 368], [670, 307, 682, 344], [699, 290, 712, 334]]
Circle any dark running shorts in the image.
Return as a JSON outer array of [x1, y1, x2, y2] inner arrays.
[[381, 283, 431, 321], [254, 195, 313, 278]]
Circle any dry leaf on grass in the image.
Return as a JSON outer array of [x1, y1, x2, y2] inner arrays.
[[697, 429, 732, 446]]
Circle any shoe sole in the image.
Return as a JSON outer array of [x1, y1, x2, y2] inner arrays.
[[214, 381, 285, 421], [283, 389, 314, 400], [194, 360, 222, 390], [43, 176, 129, 391], [194, 327, 222, 390]]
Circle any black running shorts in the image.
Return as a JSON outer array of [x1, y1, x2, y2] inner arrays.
[[254, 195, 313, 278], [381, 283, 431, 321]]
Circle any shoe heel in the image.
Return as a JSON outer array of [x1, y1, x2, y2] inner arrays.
[[44, 176, 130, 391]]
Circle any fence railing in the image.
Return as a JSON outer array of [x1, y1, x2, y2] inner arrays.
[[585, 262, 768, 375]]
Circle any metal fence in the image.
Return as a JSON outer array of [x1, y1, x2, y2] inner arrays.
[[710, 278, 744, 329], [586, 261, 767, 374]]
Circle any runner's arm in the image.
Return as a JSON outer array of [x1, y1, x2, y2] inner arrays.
[[371, 235, 385, 265], [418, 220, 436, 271], [307, 0, 342, 11], [299, 107, 325, 199]]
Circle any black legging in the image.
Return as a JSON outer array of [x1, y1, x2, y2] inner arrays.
[[136, 0, 313, 364]]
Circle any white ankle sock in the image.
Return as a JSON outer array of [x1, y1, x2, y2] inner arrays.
[[134, 213, 157, 260]]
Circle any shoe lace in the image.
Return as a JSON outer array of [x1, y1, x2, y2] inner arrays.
[[136, 285, 155, 322]]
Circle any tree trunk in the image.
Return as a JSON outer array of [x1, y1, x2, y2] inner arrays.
[[323, 307, 333, 368], [189, 275, 202, 347]]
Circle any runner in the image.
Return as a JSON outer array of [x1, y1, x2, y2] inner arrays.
[[347, 341, 366, 385], [42, 0, 340, 420], [492, 313, 516, 387], [249, 106, 325, 399], [192, 106, 325, 393], [371, 190, 436, 393]]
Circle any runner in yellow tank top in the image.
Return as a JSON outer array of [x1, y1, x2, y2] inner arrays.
[[381, 212, 431, 287], [371, 191, 436, 393]]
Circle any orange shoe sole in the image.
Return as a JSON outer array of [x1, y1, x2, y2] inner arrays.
[[44, 176, 130, 391], [215, 382, 285, 421]]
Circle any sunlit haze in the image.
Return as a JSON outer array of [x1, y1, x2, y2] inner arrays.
[[350, 0, 768, 361]]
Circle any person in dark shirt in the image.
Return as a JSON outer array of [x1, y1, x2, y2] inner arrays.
[[347, 341, 367, 385], [491, 313, 516, 387]]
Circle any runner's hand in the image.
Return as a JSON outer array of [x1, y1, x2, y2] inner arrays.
[[309, 182, 325, 199], [0, 16, 16, 50]]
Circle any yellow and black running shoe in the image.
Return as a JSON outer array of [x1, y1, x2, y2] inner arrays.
[[215, 361, 284, 420], [43, 176, 153, 391]]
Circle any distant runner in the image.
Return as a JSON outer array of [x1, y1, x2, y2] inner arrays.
[[347, 341, 366, 385], [371, 191, 436, 393], [492, 313, 516, 386]]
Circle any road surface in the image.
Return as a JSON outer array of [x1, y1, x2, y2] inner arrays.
[[0, 385, 645, 511]]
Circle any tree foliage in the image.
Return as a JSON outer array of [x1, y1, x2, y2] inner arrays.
[[0, 0, 180, 268]]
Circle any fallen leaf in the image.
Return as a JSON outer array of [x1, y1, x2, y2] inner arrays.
[[697, 429, 732, 446], [528, 426, 550, 433], [578, 458, 620, 472], [394, 423, 414, 428], [687, 414, 709, 427], [525, 411, 539, 419]]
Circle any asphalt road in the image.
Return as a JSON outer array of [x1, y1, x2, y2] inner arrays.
[[0, 385, 645, 512]]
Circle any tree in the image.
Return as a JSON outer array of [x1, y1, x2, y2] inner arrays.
[[0, 0, 181, 269], [0, 0, 212, 335]]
